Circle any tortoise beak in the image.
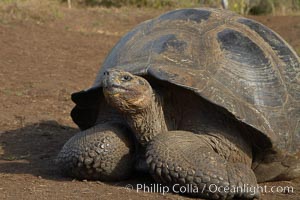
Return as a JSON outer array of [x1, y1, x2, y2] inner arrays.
[[102, 69, 130, 92], [103, 70, 120, 88]]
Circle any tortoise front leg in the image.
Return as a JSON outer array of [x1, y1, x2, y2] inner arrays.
[[146, 131, 259, 199], [56, 122, 135, 181]]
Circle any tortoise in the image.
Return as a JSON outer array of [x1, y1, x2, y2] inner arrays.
[[57, 8, 300, 199]]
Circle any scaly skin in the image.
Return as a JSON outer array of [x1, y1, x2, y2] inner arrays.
[[146, 131, 258, 199], [102, 69, 259, 199], [56, 122, 135, 181]]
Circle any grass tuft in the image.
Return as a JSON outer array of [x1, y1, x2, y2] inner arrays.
[[0, 0, 63, 23]]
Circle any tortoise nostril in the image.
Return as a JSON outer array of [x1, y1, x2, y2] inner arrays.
[[104, 71, 109, 76]]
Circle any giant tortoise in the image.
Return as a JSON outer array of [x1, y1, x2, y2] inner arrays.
[[57, 8, 300, 199]]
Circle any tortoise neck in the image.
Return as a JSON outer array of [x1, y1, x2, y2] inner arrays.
[[125, 91, 168, 146]]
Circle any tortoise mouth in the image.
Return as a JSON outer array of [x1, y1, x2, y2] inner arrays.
[[103, 81, 132, 94], [109, 84, 129, 91]]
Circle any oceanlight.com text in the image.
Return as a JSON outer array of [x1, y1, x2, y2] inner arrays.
[[125, 183, 294, 196]]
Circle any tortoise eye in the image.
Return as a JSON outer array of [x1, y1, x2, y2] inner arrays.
[[121, 75, 132, 81]]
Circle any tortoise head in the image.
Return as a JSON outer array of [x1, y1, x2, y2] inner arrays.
[[102, 69, 153, 113]]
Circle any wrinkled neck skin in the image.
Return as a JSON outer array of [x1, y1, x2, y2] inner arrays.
[[125, 91, 168, 146]]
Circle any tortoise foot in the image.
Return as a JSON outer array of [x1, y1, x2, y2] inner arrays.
[[56, 122, 135, 181], [146, 131, 259, 199]]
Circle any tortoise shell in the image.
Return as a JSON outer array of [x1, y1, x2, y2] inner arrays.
[[71, 8, 300, 154]]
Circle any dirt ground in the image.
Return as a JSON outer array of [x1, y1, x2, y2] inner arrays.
[[0, 6, 300, 200]]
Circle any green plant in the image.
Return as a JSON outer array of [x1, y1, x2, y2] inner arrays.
[[61, 0, 202, 8]]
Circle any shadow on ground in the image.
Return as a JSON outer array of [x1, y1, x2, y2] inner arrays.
[[0, 121, 77, 180], [0, 120, 155, 184]]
